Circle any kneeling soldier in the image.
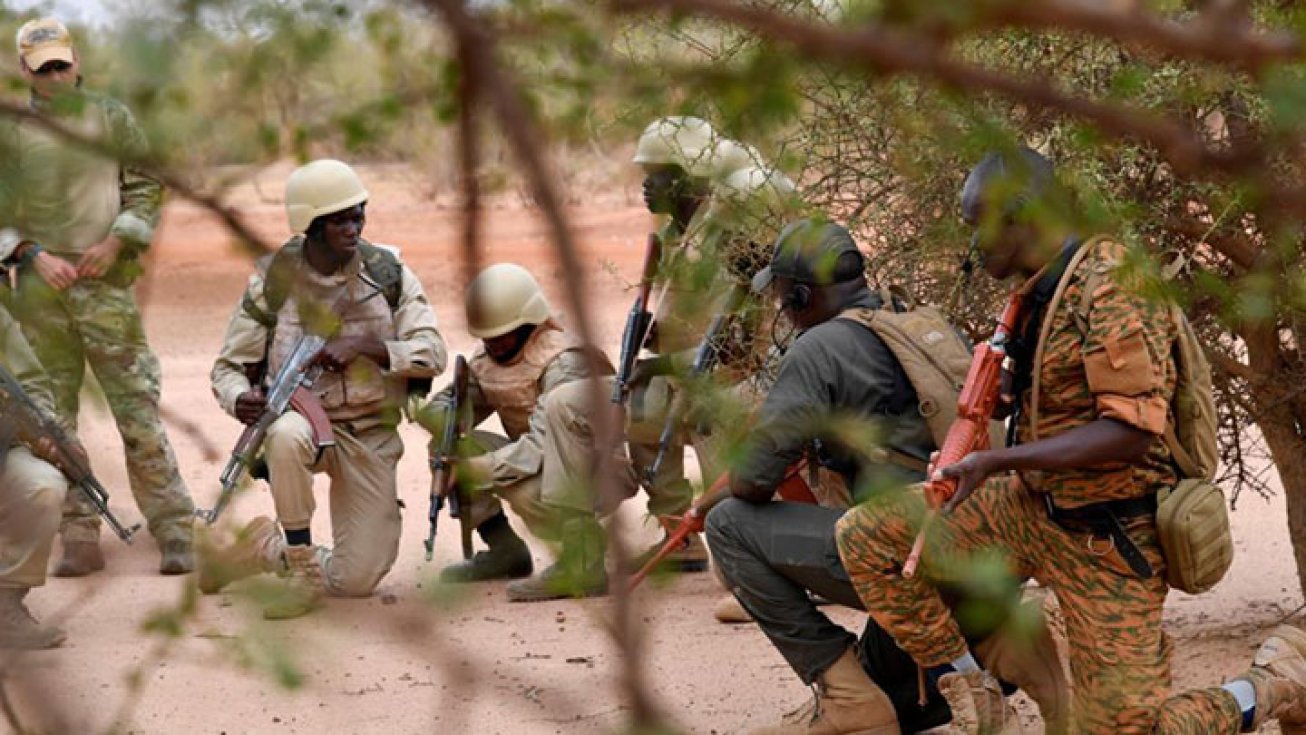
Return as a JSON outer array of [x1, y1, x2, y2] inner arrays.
[[418, 263, 609, 584], [204, 159, 445, 619]]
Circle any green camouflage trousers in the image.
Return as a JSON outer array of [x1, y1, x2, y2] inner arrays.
[[12, 270, 193, 545], [834, 475, 1243, 734]]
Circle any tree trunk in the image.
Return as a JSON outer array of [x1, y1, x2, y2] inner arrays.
[[1243, 323, 1306, 596]]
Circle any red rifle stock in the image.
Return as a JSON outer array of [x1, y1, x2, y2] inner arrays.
[[628, 462, 816, 591], [902, 292, 1024, 578]]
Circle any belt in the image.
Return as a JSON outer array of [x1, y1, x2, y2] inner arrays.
[[1041, 494, 1157, 580]]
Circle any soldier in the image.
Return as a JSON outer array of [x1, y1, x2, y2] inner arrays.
[[0, 302, 72, 649], [835, 146, 1306, 732], [417, 263, 611, 585], [203, 159, 445, 620], [707, 218, 1067, 734], [2, 17, 195, 576], [628, 116, 799, 579]]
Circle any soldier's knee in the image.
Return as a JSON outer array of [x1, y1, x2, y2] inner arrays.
[[833, 506, 876, 559], [542, 380, 590, 431], [30, 478, 68, 519], [327, 564, 382, 598], [264, 415, 315, 463], [704, 497, 751, 548]]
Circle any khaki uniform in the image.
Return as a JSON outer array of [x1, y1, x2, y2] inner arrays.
[[211, 242, 444, 596], [418, 323, 612, 538], [630, 174, 799, 507], [834, 238, 1243, 733], [3, 90, 193, 545], [0, 307, 68, 590]]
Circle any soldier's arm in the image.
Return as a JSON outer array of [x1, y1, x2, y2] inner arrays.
[[211, 272, 270, 418], [415, 370, 494, 435], [384, 264, 446, 378], [105, 98, 162, 257], [479, 350, 592, 486]]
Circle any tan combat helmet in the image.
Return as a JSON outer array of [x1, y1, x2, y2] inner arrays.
[[632, 116, 724, 179], [285, 159, 370, 234], [466, 263, 553, 339]]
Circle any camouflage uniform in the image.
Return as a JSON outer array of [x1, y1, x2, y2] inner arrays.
[[0, 305, 68, 591], [417, 322, 613, 539], [834, 237, 1244, 733], [4, 89, 194, 546]]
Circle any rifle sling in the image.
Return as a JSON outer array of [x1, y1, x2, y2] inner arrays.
[[1040, 492, 1156, 579]]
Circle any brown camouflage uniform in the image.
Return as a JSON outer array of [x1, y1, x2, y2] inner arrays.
[[834, 237, 1244, 733]]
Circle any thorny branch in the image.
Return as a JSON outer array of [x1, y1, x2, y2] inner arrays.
[[423, 0, 664, 729]]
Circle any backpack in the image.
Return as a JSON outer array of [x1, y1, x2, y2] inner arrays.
[[1032, 236, 1228, 593], [838, 286, 1005, 468]]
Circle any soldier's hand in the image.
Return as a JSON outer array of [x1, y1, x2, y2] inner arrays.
[[77, 235, 124, 279], [316, 336, 386, 373], [33, 251, 79, 290], [235, 390, 267, 425], [936, 451, 995, 514]]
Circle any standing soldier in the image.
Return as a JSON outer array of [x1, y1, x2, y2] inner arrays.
[[417, 263, 611, 585], [627, 116, 800, 577], [835, 147, 1306, 732], [203, 159, 445, 620], [0, 303, 72, 648], [3, 18, 195, 576]]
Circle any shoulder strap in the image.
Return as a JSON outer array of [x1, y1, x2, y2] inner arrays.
[[357, 241, 404, 309], [1028, 237, 1104, 441]]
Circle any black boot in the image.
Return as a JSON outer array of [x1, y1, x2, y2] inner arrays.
[[440, 513, 533, 583]]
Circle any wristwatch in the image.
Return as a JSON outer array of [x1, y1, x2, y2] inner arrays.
[[16, 242, 43, 268]]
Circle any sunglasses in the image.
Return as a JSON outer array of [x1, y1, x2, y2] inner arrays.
[[33, 60, 72, 76]]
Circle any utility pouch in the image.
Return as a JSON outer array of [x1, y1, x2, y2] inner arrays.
[[1155, 478, 1233, 594]]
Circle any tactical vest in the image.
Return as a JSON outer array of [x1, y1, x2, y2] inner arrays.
[[253, 238, 403, 422], [468, 323, 580, 439]]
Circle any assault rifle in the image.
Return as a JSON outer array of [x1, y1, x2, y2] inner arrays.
[[902, 291, 1024, 578], [629, 462, 815, 591], [0, 364, 141, 542], [426, 355, 472, 561], [197, 334, 334, 525], [644, 283, 750, 484], [611, 233, 662, 407]]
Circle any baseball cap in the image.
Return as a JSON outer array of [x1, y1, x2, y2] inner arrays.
[[16, 18, 75, 70], [751, 218, 864, 294]]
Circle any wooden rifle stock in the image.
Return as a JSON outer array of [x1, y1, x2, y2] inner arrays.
[[427, 355, 473, 561], [903, 292, 1024, 578]]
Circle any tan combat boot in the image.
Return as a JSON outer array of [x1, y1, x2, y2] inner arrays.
[[198, 516, 286, 594], [159, 538, 195, 576], [507, 515, 607, 603], [937, 670, 1013, 735], [263, 545, 325, 620], [0, 587, 66, 650], [714, 594, 754, 624], [52, 538, 105, 578], [1242, 624, 1306, 733], [751, 648, 900, 735]]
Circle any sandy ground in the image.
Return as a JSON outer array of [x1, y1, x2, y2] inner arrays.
[[2, 163, 1301, 734]]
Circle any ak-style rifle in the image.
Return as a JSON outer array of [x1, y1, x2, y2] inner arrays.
[[426, 355, 473, 561], [0, 364, 140, 542], [611, 233, 662, 407]]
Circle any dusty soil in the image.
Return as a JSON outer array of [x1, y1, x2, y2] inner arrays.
[[3, 163, 1299, 734]]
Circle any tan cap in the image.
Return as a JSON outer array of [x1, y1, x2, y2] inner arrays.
[[16, 18, 75, 69]]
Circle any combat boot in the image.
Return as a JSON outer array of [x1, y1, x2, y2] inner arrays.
[[0, 587, 66, 650], [750, 648, 899, 734], [198, 516, 286, 594], [53, 538, 105, 578], [633, 531, 709, 574], [714, 594, 754, 624], [1242, 624, 1306, 732], [507, 515, 606, 603], [440, 516, 533, 583], [263, 545, 325, 620], [159, 538, 195, 575], [937, 670, 1012, 735]]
